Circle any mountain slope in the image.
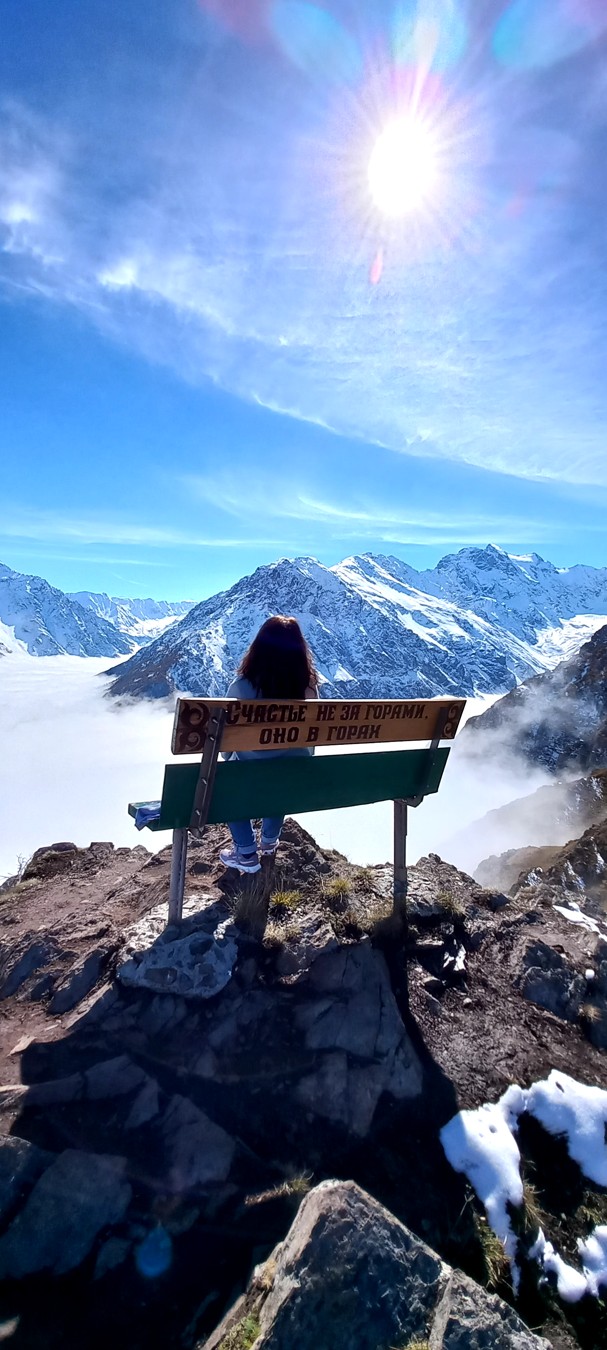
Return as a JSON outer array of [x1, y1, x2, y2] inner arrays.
[[69, 592, 194, 641], [105, 547, 607, 702], [0, 563, 134, 658], [462, 623, 607, 774], [413, 546, 607, 642]]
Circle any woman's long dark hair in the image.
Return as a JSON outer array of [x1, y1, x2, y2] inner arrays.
[[238, 616, 317, 699]]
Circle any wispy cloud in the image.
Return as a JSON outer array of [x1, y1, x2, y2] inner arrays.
[[2, 12, 607, 489], [0, 506, 285, 551], [182, 472, 559, 547]]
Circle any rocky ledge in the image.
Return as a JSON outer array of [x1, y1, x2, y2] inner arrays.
[[0, 821, 605, 1349]]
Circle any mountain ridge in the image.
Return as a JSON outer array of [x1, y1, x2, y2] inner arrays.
[[105, 545, 607, 701], [0, 562, 134, 658], [68, 591, 194, 642]]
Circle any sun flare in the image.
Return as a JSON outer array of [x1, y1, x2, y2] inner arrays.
[[368, 116, 439, 217]]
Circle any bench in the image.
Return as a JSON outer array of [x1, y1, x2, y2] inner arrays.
[[129, 695, 466, 925]]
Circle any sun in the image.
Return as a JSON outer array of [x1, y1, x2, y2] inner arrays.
[[368, 116, 439, 218]]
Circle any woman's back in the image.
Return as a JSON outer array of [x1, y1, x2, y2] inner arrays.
[[225, 674, 316, 760]]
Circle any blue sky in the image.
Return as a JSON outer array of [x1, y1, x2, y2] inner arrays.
[[1, 0, 607, 601]]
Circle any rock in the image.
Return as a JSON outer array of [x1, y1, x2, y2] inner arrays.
[[138, 993, 187, 1037], [84, 1055, 148, 1100], [256, 1180, 443, 1349], [433, 1269, 551, 1350], [407, 853, 506, 922], [0, 1136, 52, 1226], [118, 897, 237, 1000], [0, 937, 58, 999], [64, 980, 120, 1029], [192, 1048, 218, 1079], [209, 1181, 549, 1350], [276, 910, 339, 977], [423, 977, 445, 998], [20, 843, 78, 881], [160, 1095, 235, 1191], [94, 1236, 131, 1280], [414, 940, 447, 975], [520, 940, 586, 1021], [50, 945, 112, 1014], [125, 1078, 160, 1130], [291, 944, 422, 1135], [0, 1073, 84, 1109], [0, 1150, 132, 1277]]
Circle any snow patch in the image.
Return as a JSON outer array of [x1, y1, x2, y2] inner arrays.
[[553, 904, 607, 941], [441, 1071, 607, 1302], [525, 1071, 607, 1188]]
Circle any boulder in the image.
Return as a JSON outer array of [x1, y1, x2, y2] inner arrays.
[[118, 896, 237, 1000], [205, 1181, 550, 1350], [50, 946, 112, 1014], [292, 943, 422, 1135], [160, 1095, 235, 1191], [0, 1136, 52, 1227], [0, 1150, 132, 1277], [520, 940, 586, 1022]]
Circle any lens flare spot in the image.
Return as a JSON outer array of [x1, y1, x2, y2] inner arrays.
[[197, 0, 267, 43], [368, 117, 438, 218], [270, 1, 361, 82], [369, 247, 384, 285], [135, 1227, 173, 1279], [393, 0, 468, 72], [494, 0, 607, 70]]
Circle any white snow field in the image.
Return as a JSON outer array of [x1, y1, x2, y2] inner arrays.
[[0, 656, 513, 882], [441, 1071, 607, 1302]]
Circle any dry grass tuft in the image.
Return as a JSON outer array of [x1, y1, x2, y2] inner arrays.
[[245, 1172, 313, 1207], [325, 876, 350, 899], [218, 1314, 260, 1349], [521, 1182, 546, 1235], [353, 866, 375, 892], [270, 889, 302, 912], [436, 889, 465, 919], [475, 1215, 509, 1290], [232, 879, 269, 938]]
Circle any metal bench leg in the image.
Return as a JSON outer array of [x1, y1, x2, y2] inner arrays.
[[393, 798, 408, 932], [168, 828, 188, 925]]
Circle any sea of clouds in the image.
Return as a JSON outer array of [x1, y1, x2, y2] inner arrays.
[[0, 656, 552, 883]]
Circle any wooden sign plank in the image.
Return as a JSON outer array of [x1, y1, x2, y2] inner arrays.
[[171, 697, 466, 756]]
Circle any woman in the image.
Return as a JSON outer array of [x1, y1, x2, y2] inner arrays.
[[219, 615, 318, 873]]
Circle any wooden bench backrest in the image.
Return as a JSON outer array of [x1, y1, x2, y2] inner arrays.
[[172, 697, 465, 756], [129, 745, 451, 833]]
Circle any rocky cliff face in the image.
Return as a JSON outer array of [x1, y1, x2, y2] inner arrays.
[[1, 821, 606, 1348], [462, 624, 607, 775], [105, 547, 607, 702]]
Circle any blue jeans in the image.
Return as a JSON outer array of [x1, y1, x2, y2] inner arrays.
[[228, 816, 284, 853]]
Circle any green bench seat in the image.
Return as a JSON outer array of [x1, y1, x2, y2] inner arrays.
[[129, 746, 450, 833]]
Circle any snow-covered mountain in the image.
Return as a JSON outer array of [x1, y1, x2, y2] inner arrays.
[[0, 563, 134, 658], [69, 592, 194, 642], [105, 546, 607, 702]]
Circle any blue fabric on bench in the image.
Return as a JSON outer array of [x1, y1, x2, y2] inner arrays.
[[134, 801, 162, 830]]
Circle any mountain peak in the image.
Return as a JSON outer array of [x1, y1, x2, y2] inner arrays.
[[105, 547, 607, 702]]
